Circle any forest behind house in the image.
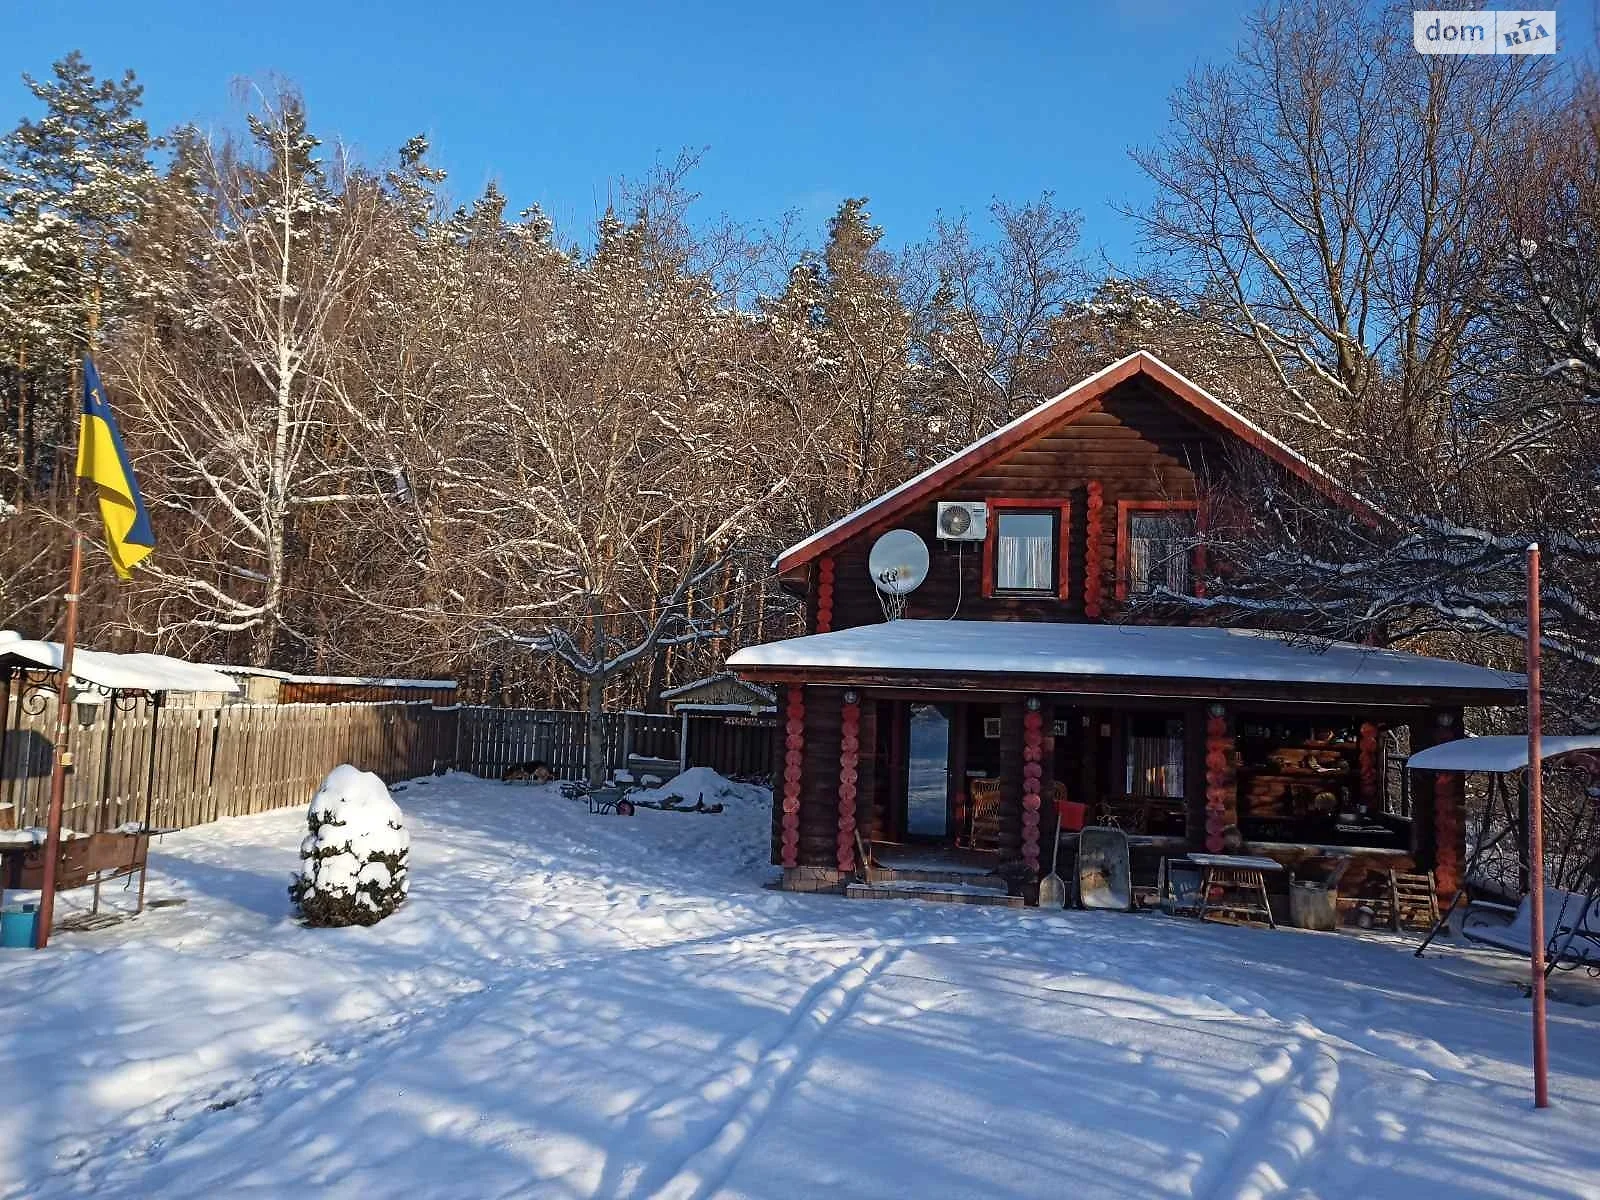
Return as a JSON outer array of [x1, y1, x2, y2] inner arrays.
[[1, 3, 1596, 737]]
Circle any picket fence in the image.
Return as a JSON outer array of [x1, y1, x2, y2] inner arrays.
[[455, 707, 678, 781], [1, 698, 458, 836]]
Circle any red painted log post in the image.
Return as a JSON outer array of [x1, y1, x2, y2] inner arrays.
[[780, 685, 805, 868], [1358, 721, 1380, 810], [816, 556, 835, 633], [1021, 701, 1044, 871], [837, 692, 861, 872], [1084, 481, 1104, 620], [1204, 706, 1234, 854], [1431, 711, 1465, 904]]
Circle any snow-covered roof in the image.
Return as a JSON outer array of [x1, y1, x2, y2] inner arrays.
[[659, 673, 775, 703], [1407, 735, 1600, 774], [0, 631, 241, 695], [674, 702, 777, 715], [202, 664, 456, 689], [727, 620, 1523, 700], [775, 352, 1383, 574]]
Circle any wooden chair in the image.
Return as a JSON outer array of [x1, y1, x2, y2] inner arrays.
[[968, 779, 1001, 849]]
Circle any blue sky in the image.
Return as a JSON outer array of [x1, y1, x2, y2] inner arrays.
[[2, 2, 1584, 272]]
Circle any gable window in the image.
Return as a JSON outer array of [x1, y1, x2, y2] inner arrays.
[[1117, 501, 1199, 601], [983, 500, 1070, 599], [997, 511, 1055, 591]]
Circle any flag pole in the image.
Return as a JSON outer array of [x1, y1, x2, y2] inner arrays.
[[1527, 542, 1549, 1109], [35, 527, 84, 949]]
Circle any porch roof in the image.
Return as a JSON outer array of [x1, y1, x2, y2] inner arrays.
[[727, 620, 1525, 705], [1407, 734, 1600, 774]]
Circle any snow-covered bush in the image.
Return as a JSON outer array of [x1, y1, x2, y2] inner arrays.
[[289, 765, 409, 927]]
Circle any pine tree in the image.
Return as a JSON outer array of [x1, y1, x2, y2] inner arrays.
[[0, 51, 153, 489]]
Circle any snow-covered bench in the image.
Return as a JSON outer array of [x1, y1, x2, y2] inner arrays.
[[1462, 886, 1600, 972]]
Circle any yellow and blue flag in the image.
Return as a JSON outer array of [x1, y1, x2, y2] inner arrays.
[[76, 356, 154, 579]]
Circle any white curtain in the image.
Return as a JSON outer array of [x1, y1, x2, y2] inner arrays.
[[997, 514, 1053, 590]]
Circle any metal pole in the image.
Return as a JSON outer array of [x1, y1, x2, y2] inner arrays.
[[35, 530, 84, 949], [1527, 542, 1549, 1109]]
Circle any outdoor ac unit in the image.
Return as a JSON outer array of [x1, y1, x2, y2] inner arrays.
[[935, 501, 987, 542]]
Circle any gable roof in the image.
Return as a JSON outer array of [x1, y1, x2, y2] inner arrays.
[[775, 351, 1382, 576]]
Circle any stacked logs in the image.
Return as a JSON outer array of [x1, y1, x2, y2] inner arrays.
[[837, 696, 860, 872], [1204, 709, 1234, 853], [816, 557, 835, 633], [1084, 481, 1104, 619], [780, 685, 804, 868], [1021, 704, 1044, 870]]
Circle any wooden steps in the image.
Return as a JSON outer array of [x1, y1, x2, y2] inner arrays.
[[845, 869, 1021, 908], [1385, 870, 1440, 931]]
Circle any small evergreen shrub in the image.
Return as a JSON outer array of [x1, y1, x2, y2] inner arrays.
[[289, 765, 409, 927]]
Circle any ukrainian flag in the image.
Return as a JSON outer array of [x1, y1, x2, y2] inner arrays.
[[76, 356, 154, 578]]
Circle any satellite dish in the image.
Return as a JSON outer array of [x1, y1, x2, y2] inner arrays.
[[868, 529, 930, 596]]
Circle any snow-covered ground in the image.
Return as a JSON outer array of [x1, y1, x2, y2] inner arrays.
[[3, 772, 1599, 1200]]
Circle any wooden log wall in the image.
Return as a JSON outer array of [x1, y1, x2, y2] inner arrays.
[[800, 687, 843, 867], [837, 695, 861, 871], [1021, 702, 1044, 870], [1203, 706, 1236, 853], [818, 381, 1219, 631], [1, 698, 458, 835]]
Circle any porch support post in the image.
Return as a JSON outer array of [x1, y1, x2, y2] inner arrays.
[[780, 686, 804, 868], [836, 692, 861, 872], [1021, 698, 1045, 871], [1430, 708, 1466, 907], [1358, 721, 1380, 810], [1203, 703, 1236, 854]]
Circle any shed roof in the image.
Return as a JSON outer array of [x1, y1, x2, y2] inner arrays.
[[727, 620, 1522, 703], [0, 631, 241, 695], [1407, 735, 1600, 774], [775, 352, 1383, 575]]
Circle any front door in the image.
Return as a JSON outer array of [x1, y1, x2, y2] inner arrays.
[[905, 702, 952, 839]]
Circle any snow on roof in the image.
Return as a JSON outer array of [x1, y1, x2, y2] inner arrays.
[[727, 620, 1524, 697], [0, 631, 241, 695], [775, 352, 1382, 573], [659, 673, 776, 703], [673, 702, 778, 714], [203, 664, 456, 689], [1407, 735, 1600, 774]]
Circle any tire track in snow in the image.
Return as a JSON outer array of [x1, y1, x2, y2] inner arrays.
[[1195, 1038, 1342, 1200], [632, 945, 896, 1200]]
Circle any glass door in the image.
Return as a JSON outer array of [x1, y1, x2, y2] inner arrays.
[[905, 703, 952, 838]]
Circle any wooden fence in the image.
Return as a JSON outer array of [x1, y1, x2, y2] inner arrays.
[[456, 707, 678, 780], [1, 699, 458, 835], [2, 697, 773, 838]]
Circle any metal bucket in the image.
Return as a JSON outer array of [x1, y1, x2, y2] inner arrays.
[[1289, 881, 1338, 931], [1, 904, 38, 949]]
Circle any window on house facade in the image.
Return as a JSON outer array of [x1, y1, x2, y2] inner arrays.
[[1126, 510, 1196, 597], [1125, 714, 1185, 799], [995, 510, 1057, 593]]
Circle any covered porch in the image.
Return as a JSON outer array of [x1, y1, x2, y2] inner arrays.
[[728, 621, 1526, 911]]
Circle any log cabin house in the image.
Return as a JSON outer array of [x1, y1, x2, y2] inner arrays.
[[727, 352, 1524, 914]]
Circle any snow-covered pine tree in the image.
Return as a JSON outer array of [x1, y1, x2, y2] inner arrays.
[[0, 52, 154, 490], [290, 765, 409, 927]]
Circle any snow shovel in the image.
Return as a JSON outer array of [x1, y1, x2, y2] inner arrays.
[[1037, 806, 1066, 909]]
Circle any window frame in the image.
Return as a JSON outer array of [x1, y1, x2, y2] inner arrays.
[[982, 498, 1071, 600], [1115, 499, 1202, 603]]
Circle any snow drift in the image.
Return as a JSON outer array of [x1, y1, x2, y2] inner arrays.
[[289, 764, 409, 927]]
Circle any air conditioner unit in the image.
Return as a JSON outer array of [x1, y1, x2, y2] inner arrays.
[[935, 501, 988, 542]]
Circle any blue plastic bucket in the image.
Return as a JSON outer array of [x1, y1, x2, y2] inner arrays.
[[1, 905, 38, 949]]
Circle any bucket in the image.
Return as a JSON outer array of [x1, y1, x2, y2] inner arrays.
[[1289, 881, 1338, 931], [1, 904, 39, 949]]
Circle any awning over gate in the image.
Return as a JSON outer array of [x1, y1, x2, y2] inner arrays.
[[0, 630, 240, 695], [1406, 734, 1600, 774]]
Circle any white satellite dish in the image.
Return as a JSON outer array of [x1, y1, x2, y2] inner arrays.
[[868, 530, 929, 623]]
